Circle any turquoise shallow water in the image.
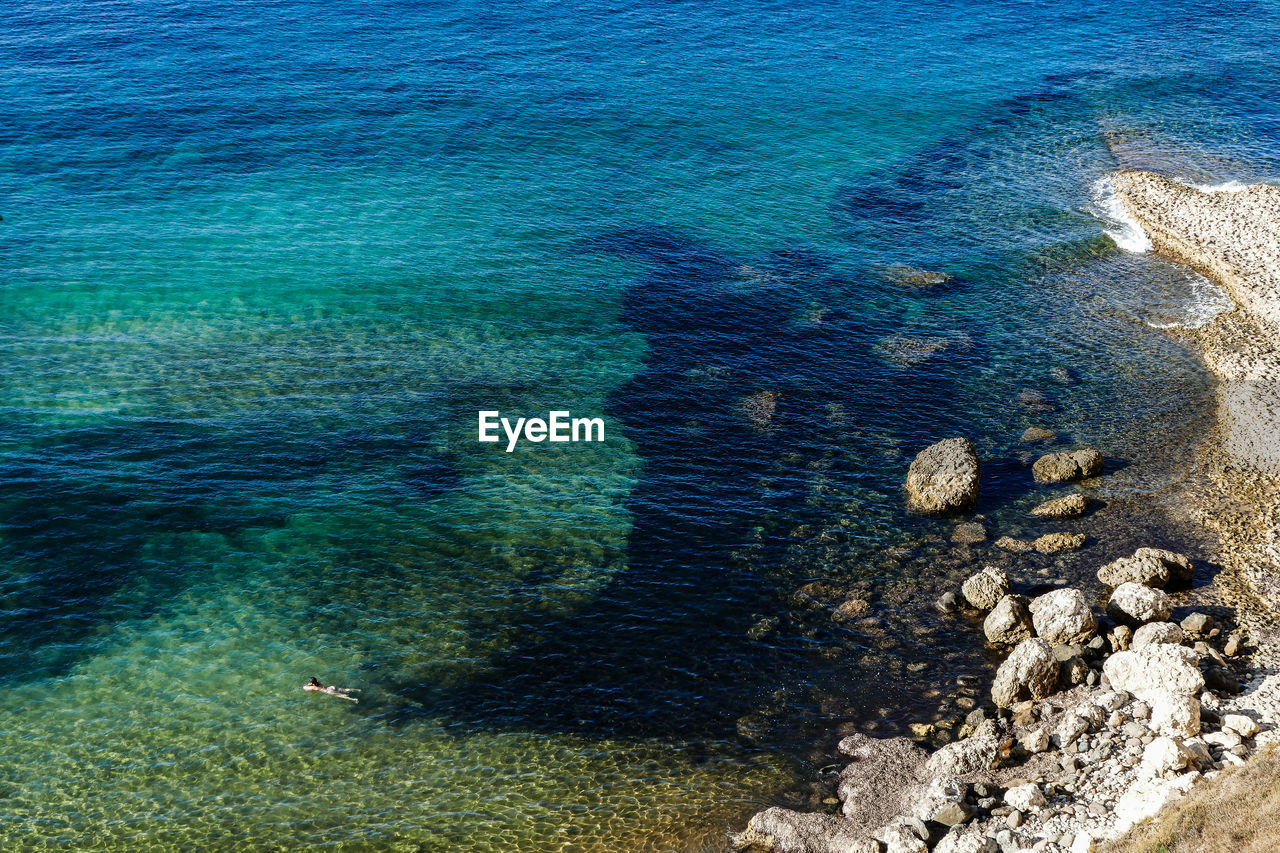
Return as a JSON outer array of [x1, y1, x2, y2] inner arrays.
[[3, 0, 1280, 849]]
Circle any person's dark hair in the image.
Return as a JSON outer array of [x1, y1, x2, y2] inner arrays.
[[308, 677, 322, 686]]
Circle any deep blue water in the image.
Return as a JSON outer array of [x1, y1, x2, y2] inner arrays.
[[2, 0, 1280, 849]]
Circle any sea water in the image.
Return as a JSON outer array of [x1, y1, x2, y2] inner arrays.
[[2, 0, 1280, 850]]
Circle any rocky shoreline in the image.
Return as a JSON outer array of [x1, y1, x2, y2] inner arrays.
[[730, 172, 1280, 853], [1113, 171, 1280, 617]]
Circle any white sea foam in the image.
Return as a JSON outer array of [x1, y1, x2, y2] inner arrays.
[[1144, 271, 1233, 330], [1090, 176, 1152, 253], [1191, 179, 1253, 193]]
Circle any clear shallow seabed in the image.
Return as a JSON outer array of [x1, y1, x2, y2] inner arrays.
[[2, 0, 1280, 850]]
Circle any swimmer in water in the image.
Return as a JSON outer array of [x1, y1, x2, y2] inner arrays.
[[303, 676, 359, 702]]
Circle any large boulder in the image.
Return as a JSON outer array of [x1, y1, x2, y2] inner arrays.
[[925, 721, 1000, 777], [1028, 588, 1097, 645], [984, 595, 1034, 645], [1140, 548, 1195, 587], [905, 438, 981, 513], [738, 808, 880, 853], [1098, 547, 1194, 589], [992, 638, 1058, 707], [1032, 448, 1104, 483], [1098, 553, 1170, 588], [1030, 493, 1088, 518], [1102, 644, 1204, 702], [961, 566, 1010, 610], [1222, 714, 1259, 738], [1106, 582, 1173, 625]]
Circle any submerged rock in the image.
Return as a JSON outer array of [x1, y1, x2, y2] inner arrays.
[[1031, 448, 1104, 484], [994, 536, 1035, 554], [740, 389, 779, 431], [882, 264, 954, 289], [876, 333, 973, 368], [1017, 390, 1058, 414], [992, 638, 1058, 707], [1050, 366, 1077, 384], [951, 522, 987, 544], [1020, 426, 1058, 444], [935, 591, 961, 613], [1030, 493, 1087, 518], [1032, 532, 1086, 554], [905, 438, 981, 513], [832, 599, 872, 623]]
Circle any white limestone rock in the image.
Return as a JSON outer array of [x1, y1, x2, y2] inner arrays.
[[926, 722, 999, 777], [882, 823, 928, 853], [1102, 644, 1204, 702], [1003, 783, 1045, 812], [1141, 736, 1191, 778], [962, 566, 1010, 611], [1132, 621, 1184, 648], [1106, 582, 1173, 626], [983, 595, 1034, 645], [905, 438, 981, 514], [933, 832, 997, 853], [1028, 588, 1097, 645], [1222, 714, 1260, 738], [991, 638, 1058, 708], [1149, 690, 1201, 738], [1113, 772, 1199, 835]]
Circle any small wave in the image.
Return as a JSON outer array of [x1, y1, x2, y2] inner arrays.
[[1143, 271, 1232, 330], [1191, 179, 1253, 193], [1089, 176, 1152, 253]]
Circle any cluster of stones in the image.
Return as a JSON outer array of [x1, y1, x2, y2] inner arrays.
[[733, 547, 1259, 853]]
